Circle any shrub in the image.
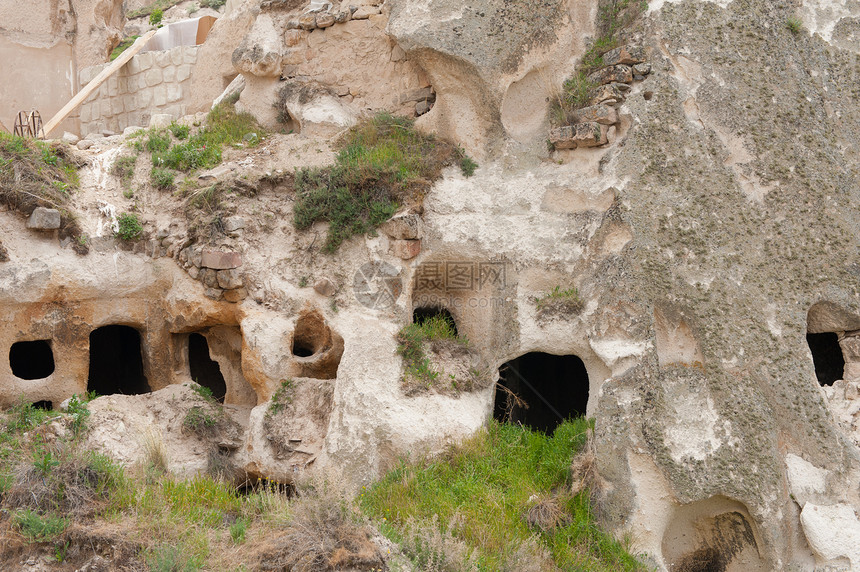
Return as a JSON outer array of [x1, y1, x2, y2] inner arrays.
[[149, 8, 163, 25], [111, 154, 137, 187], [267, 379, 295, 416], [14, 510, 69, 542], [169, 122, 190, 140], [294, 113, 462, 252], [786, 16, 803, 34], [116, 212, 143, 241], [145, 130, 171, 153], [183, 406, 218, 431], [200, 0, 226, 8], [150, 167, 175, 190], [396, 314, 467, 389]]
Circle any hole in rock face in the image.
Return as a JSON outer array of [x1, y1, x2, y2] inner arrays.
[[412, 306, 458, 336], [292, 310, 329, 358], [290, 309, 344, 379], [494, 352, 589, 433], [32, 400, 53, 410], [806, 332, 844, 386], [663, 499, 766, 572], [189, 333, 227, 403], [87, 325, 151, 396], [9, 340, 55, 380]]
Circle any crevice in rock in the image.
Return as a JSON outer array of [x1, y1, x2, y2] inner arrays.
[[9, 340, 55, 380], [32, 400, 52, 410], [87, 325, 151, 396], [494, 352, 589, 433], [189, 333, 227, 403]]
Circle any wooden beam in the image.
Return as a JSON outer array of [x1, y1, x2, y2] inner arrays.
[[42, 30, 157, 138]]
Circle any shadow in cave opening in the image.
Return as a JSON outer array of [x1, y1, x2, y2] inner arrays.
[[87, 325, 151, 396], [806, 332, 844, 387], [494, 352, 589, 434], [189, 333, 227, 403]]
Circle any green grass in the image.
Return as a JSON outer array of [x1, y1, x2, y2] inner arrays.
[[112, 154, 137, 189], [150, 167, 175, 190], [396, 314, 465, 389], [786, 16, 803, 34], [293, 113, 475, 252], [536, 285, 585, 315], [116, 212, 143, 241], [362, 419, 646, 571], [127, 0, 182, 19], [14, 510, 69, 542], [267, 379, 295, 416], [110, 36, 139, 61]]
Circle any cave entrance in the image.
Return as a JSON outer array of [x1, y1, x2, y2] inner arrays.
[[87, 325, 151, 396], [189, 333, 226, 403], [412, 306, 458, 336], [9, 340, 55, 380], [494, 352, 589, 433], [806, 332, 844, 386]]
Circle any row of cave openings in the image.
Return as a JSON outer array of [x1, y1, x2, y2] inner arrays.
[[10, 309, 343, 409], [10, 326, 228, 406]]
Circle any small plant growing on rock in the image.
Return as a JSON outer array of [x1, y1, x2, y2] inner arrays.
[[115, 212, 143, 241], [786, 17, 803, 34], [149, 8, 163, 26], [183, 406, 218, 431], [535, 285, 584, 318], [150, 167, 175, 190], [267, 379, 295, 417]]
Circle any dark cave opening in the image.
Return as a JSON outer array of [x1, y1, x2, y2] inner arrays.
[[189, 333, 227, 403], [494, 352, 589, 433], [32, 400, 53, 410], [9, 340, 55, 380], [87, 325, 151, 396], [412, 306, 458, 336], [806, 332, 845, 386]]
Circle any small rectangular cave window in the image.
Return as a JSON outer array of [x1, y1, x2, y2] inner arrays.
[[87, 325, 151, 396], [806, 332, 845, 386], [9, 340, 55, 380]]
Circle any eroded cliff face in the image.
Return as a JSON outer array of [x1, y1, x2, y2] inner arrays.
[[3, 0, 860, 569]]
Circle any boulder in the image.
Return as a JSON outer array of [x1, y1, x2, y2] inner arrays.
[[379, 214, 423, 240], [27, 208, 61, 230], [801, 503, 860, 567], [587, 65, 633, 86], [549, 122, 608, 150], [601, 45, 646, 67], [390, 239, 421, 260], [276, 81, 358, 137], [62, 132, 80, 145], [572, 104, 618, 125], [76, 139, 94, 150], [313, 277, 337, 297], [232, 14, 283, 77], [217, 269, 244, 289], [201, 249, 242, 269]]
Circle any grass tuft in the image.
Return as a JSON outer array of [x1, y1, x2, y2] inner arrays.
[[362, 419, 647, 571], [293, 113, 469, 252], [535, 285, 585, 317], [116, 212, 143, 241]]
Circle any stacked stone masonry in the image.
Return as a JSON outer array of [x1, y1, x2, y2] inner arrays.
[[78, 46, 199, 135], [550, 45, 650, 150]]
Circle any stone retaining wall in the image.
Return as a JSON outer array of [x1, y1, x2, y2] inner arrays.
[[79, 45, 199, 135]]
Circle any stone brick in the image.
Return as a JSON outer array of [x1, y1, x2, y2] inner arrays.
[[391, 44, 406, 62], [352, 5, 381, 19], [282, 48, 306, 66], [390, 239, 421, 260], [587, 65, 633, 86], [155, 51, 170, 67], [145, 68, 163, 87], [136, 52, 153, 71], [587, 83, 626, 107], [299, 13, 317, 30], [80, 105, 91, 124], [201, 249, 242, 269], [217, 269, 244, 289], [127, 58, 142, 75], [153, 85, 168, 107], [602, 45, 646, 66], [223, 288, 248, 303], [549, 122, 608, 150], [170, 47, 183, 66], [136, 90, 153, 109], [27, 207, 61, 230], [399, 87, 434, 104], [163, 66, 176, 83], [167, 84, 182, 103], [182, 47, 198, 64], [203, 287, 223, 301], [379, 214, 422, 240], [573, 104, 617, 125], [200, 268, 219, 288], [316, 13, 335, 27], [111, 97, 125, 115], [284, 29, 307, 47], [176, 64, 193, 82]]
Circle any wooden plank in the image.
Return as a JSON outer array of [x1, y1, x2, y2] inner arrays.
[[42, 30, 157, 138]]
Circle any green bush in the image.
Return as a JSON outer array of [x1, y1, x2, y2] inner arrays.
[[200, 0, 226, 8], [149, 8, 163, 25], [14, 510, 69, 542], [396, 314, 464, 387], [294, 113, 462, 252], [116, 212, 143, 241], [169, 122, 190, 140], [146, 130, 171, 153], [786, 16, 803, 34], [150, 167, 175, 190]]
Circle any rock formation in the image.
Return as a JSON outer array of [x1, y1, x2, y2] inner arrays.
[[4, 0, 860, 569]]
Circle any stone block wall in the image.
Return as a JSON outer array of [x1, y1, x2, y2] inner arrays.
[[78, 45, 199, 135]]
